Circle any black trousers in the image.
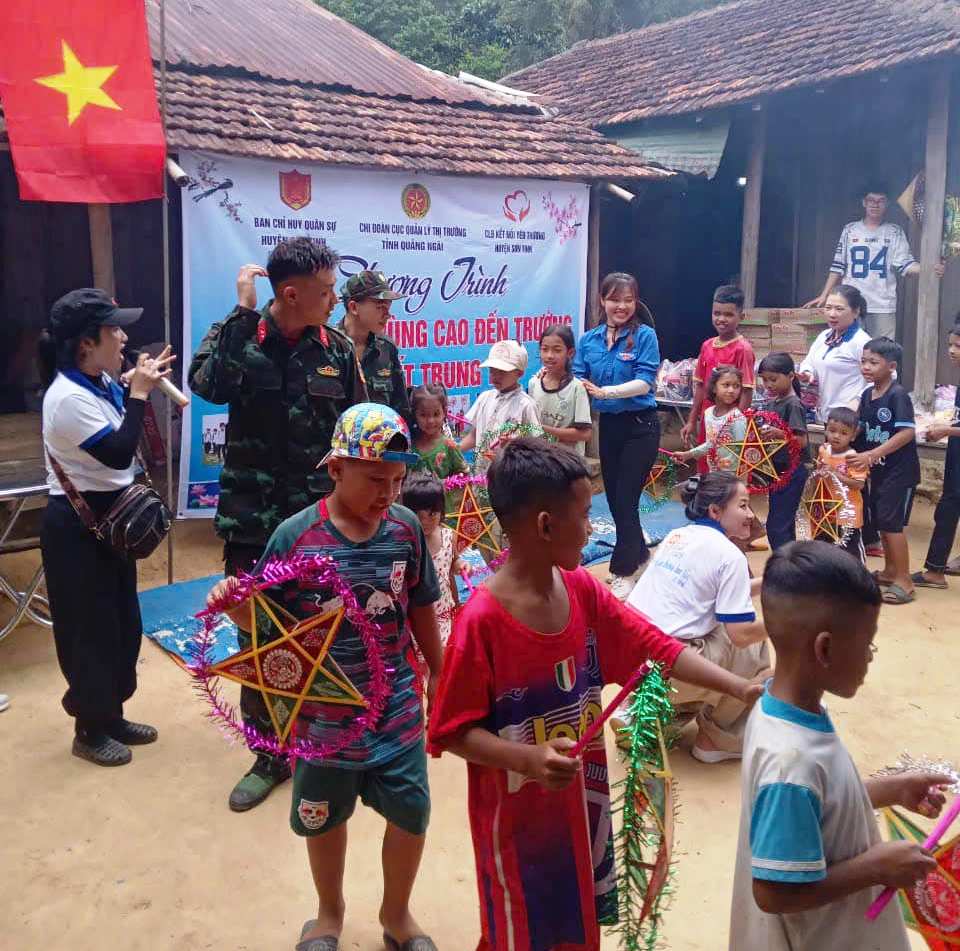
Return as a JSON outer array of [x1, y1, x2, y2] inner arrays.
[[925, 437, 960, 571], [41, 493, 142, 735], [223, 541, 287, 774], [598, 409, 661, 576], [766, 463, 808, 551]]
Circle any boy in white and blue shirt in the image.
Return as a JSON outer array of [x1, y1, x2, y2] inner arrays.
[[731, 541, 948, 951]]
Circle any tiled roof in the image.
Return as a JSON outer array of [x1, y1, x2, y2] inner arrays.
[[144, 0, 502, 107], [157, 69, 669, 180], [504, 0, 960, 127]]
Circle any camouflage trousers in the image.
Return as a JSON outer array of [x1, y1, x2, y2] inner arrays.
[[224, 542, 289, 776]]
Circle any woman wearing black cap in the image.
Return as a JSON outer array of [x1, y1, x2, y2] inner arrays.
[[38, 288, 174, 767]]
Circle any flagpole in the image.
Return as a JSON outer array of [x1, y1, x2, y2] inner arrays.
[[160, 0, 174, 586]]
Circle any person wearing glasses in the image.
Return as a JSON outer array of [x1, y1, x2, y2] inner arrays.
[[806, 183, 944, 341]]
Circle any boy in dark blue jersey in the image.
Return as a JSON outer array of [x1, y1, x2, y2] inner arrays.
[[850, 337, 920, 604]]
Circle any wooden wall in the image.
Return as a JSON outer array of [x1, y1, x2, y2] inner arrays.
[[756, 63, 960, 388], [613, 61, 959, 383], [0, 153, 182, 413]]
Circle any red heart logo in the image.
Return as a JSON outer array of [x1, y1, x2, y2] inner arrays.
[[503, 190, 531, 223]]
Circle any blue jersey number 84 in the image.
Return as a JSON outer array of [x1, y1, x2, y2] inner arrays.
[[849, 244, 888, 280]]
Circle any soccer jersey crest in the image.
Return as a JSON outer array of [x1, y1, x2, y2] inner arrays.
[[555, 656, 576, 692]]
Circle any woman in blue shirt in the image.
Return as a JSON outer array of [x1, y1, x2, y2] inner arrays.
[[573, 272, 661, 599]]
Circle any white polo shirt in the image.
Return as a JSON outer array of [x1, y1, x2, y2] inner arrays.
[[627, 520, 755, 639], [730, 688, 910, 951], [799, 324, 872, 422], [42, 370, 136, 493]]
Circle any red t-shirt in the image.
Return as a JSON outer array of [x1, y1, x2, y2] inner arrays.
[[693, 334, 756, 388], [428, 568, 684, 951]]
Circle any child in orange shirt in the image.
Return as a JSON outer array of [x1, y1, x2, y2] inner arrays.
[[814, 407, 868, 563]]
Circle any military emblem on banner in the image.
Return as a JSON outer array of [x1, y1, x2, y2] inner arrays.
[[279, 169, 312, 211], [402, 183, 430, 219]]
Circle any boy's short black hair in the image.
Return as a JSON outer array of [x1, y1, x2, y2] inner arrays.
[[713, 284, 745, 310], [949, 314, 960, 338], [761, 541, 881, 645], [267, 237, 340, 291], [401, 474, 444, 514], [863, 335, 902, 365], [487, 438, 589, 529], [862, 182, 889, 198], [826, 406, 859, 431]]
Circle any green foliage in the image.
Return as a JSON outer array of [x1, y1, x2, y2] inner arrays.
[[317, 0, 723, 81]]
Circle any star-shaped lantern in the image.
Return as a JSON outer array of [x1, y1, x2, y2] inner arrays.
[[712, 409, 800, 494], [210, 592, 364, 743], [445, 480, 501, 556], [641, 451, 679, 512], [803, 471, 846, 542], [883, 807, 960, 949]]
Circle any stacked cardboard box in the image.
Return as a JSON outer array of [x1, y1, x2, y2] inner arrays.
[[742, 307, 826, 362]]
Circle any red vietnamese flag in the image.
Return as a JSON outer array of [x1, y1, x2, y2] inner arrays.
[[0, 0, 165, 202]]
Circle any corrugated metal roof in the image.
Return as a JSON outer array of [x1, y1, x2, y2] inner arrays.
[[505, 0, 960, 126], [145, 0, 508, 108], [612, 114, 730, 178]]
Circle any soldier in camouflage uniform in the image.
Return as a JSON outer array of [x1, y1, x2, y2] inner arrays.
[[188, 237, 364, 812], [338, 271, 411, 424]]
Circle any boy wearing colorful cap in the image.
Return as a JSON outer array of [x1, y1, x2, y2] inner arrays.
[[460, 339, 541, 469], [207, 403, 442, 951], [339, 271, 411, 423]]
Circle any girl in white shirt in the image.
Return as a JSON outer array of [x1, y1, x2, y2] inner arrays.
[[623, 472, 770, 761]]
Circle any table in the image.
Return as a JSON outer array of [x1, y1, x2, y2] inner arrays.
[[656, 397, 693, 428], [0, 459, 52, 643]]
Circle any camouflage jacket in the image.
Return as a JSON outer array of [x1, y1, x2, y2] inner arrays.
[[188, 303, 364, 546], [337, 322, 410, 424]]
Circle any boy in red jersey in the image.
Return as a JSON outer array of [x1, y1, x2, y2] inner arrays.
[[428, 439, 761, 951], [681, 285, 756, 473]]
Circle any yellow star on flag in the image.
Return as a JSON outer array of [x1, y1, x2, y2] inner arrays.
[[35, 41, 121, 126]]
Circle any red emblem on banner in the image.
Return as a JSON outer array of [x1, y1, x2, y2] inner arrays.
[[279, 169, 312, 211]]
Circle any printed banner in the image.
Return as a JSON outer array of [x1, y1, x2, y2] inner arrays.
[[178, 151, 589, 517]]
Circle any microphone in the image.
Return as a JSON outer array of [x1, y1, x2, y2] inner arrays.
[[126, 349, 190, 409]]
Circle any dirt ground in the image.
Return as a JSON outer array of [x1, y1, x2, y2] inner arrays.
[[1, 500, 954, 951]]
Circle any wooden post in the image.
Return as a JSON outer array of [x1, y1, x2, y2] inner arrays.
[[587, 184, 601, 328], [87, 204, 115, 296], [915, 64, 950, 408], [586, 184, 601, 459], [740, 109, 766, 308]]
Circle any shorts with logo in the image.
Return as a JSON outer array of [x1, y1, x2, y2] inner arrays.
[[869, 474, 916, 534], [290, 737, 430, 837]]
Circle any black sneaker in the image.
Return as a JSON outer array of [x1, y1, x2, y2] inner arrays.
[[106, 719, 158, 745], [228, 754, 292, 812], [72, 733, 132, 767]]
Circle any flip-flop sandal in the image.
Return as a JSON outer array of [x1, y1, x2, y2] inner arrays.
[[383, 933, 438, 951], [296, 920, 339, 951], [881, 583, 916, 605], [910, 571, 948, 590], [72, 735, 132, 767]]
